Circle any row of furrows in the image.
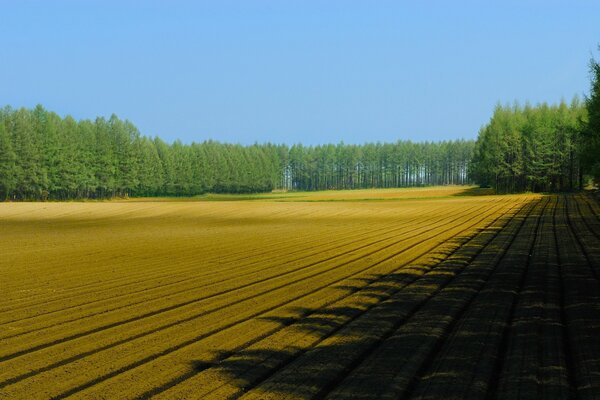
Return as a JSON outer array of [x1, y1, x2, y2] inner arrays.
[[0, 201, 452, 330], [466, 193, 600, 400], [407, 195, 547, 400], [2, 194, 594, 399], [0, 200, 443, 310], [139, 197, 538, 400], [0, 200, 491, 313], [65, 195, 524, 398], [314, 195, 548, 400], [492, 196, 573, 399], [0, 198, 491, 362], [576, 193, 600, 237], [558, 195, 600, 398], [568, 194, 600, 274], [324, 195, 550, 400], [0, 217, 411, 331], [0, 200, 355, 299], [0, 200, 490, 396], [99, 195, 528, 398], [0, 202, 374, 307], [383, 193, 600, 400], [0, 199, 512, 396]]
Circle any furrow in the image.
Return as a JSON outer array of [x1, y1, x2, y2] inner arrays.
[[0, 200, 476, 361], [0, 203, 448, 329], [151, 198, 526, 400], [315, 197, 542, 400], [0, 199, 506, 396], [399, 196, 549, 399], [556, 195, 600, 398]]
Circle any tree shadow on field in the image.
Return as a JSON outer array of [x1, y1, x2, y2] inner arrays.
[[452, 186, 496, 196], [180, 223, 520, 399], [141, 199, 552, 399], [190, 273, 484, 398]]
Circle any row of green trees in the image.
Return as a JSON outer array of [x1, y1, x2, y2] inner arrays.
[[0, 105, 475, 200], [2, 53, 597, 200], [470, 99, 586, 192], [581, 56, 600, 185], [471, 53, 600, 192], [285, 141, 473, 191], [0, 106, 284, 200]]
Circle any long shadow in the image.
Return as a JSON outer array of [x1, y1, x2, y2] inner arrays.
[[139, 197, 575, 399], [188, 269, 465, 399], [451, 186, 496, 196], [192, 263, 494, 399]]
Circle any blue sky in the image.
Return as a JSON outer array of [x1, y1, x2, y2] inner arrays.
[[2, 1, 599, 145]]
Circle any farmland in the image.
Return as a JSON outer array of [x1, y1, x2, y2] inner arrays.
[[0, 187, 599, 399]]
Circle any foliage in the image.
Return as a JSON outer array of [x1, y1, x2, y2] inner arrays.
[[582, 52, 600, 186], [470, 99, 586, 192], [0, 105, 475, 200]]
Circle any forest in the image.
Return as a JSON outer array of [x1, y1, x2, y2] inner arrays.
[[470, 55, 600, 192], [0, 56, 598, 200], [469, 98, 587, 193], [0, 106, 473, 200]]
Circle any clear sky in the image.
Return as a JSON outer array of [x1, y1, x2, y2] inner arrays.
[[2, 1, 600, 145]]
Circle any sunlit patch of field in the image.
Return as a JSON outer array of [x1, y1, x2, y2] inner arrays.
[[124, 185, 494, 203], [0, 188, 598, 399]]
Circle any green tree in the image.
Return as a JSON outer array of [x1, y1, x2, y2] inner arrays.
[[0, 121, 16, 199], [582, 52, 600, 185]]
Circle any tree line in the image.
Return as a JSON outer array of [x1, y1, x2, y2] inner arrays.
[[471, 52, 600, 193], [0, 106, 285, 200], [0, 105, 474, 200], [470, 98, 587, 193], [2, 52, 598, 200], [285, 141, 473, 191], [581, 54, 600, 186]]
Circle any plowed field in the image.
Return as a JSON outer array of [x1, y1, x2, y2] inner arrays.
[[1, 188, 599, 399]]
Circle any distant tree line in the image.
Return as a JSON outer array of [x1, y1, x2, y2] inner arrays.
[[0, 105, 474, 200], [0, 106, 285, 200], [581, 53, 600, 187], [285, 141, 473, 191], [471, 51, 600, 192], [3, 50, 598, 200], [470, 98, 587, 193]]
